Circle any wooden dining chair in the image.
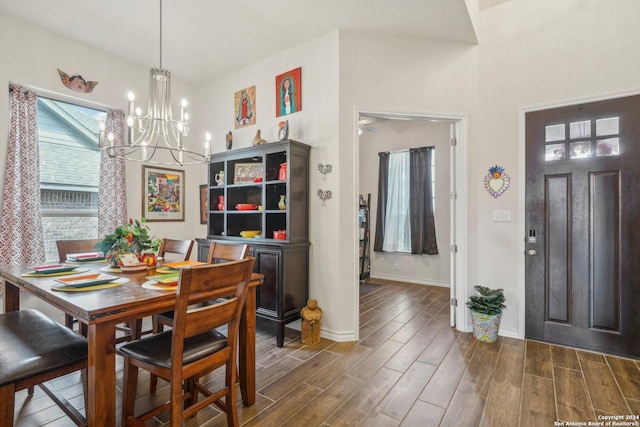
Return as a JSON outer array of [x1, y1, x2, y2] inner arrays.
[[0, 309, 88, 427], [57, 238, 142, 343], [206, 242, 250, 264], [118, 258, 255, 427], [149, 242, 250, 393], [157, 238, 194, 263], [56, 238, 103, 332]]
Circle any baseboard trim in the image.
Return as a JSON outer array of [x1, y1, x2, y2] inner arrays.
[[370, 273, 450, 288], [286, 319, 357, 342]]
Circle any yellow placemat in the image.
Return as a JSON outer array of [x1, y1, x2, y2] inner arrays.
[[22, 267, 90, 277], [154, 267, 176, 274], [141, 280, 178, 291], [51, 278, 129, 292]]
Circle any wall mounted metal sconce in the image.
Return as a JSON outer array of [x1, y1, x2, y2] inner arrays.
[[318, 163, 333, 180], [317, 189, 332, 206]]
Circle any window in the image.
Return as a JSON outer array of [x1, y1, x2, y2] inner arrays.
[[38, 98, 105, 261], [544, 117, 620, 161], [383, 151, 411, 252], [374, 147, 438, 255]]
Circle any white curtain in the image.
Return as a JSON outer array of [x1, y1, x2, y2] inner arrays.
[[382, 151, 411, 253], [98, 108, 128, 237], [0, 86, 45, 267]]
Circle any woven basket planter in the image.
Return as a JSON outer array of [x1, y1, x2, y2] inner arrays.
[[469, 310, 502, 343]]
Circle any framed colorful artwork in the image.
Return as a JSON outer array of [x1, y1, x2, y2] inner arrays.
[[233, 163, 264, 184], [275, 67, 301, 117], [199, 184, 208, 224], [142, 166, 185, 221], [234, 86, 256, 128]]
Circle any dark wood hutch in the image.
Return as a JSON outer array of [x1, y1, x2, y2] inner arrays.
[[198, 139, 310, 347]]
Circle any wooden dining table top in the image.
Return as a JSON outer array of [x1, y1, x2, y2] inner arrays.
[[0, 261, 261, 325]]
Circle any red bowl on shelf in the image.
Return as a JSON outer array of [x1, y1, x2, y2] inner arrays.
[[273, 230, 287, 240], [253, 177, 263, 183], [235, 204, 258, 210]]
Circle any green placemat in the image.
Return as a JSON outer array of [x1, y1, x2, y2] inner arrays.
[[52, 278, 129, 292], [22, 267, 90, 277]]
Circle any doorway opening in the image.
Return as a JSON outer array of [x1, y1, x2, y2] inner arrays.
[[355, 110, 467, 337]]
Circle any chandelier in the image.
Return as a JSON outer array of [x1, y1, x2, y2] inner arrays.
[[99, 0, 210, 165]]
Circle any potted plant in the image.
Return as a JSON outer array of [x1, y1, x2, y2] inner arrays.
[[97, 218, 161, 267], [466, 285, 506, 343]]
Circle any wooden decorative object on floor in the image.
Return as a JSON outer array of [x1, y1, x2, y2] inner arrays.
[[301, 299, 322, 344]]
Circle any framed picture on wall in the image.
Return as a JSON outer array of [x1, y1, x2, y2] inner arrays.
[[199, 184, 208, 224], [234, 86, 256, 128], [276, 67, 301, 117], [142, 166, 185, 222]]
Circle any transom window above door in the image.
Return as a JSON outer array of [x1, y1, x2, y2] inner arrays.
[[544, 117, 620, 161]]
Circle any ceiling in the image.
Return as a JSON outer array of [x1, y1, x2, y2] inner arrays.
[[0, 0, 477, 85]]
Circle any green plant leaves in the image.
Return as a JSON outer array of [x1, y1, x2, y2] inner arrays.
[[466, 285, 506, 315]]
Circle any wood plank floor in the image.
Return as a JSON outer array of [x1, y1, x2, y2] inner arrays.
[[8, 279, 640, 426]]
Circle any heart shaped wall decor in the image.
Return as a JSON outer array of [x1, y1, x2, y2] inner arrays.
[[484, 165, 510, 198]]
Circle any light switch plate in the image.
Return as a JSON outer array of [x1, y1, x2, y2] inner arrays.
[[493, 210, 511, 222]]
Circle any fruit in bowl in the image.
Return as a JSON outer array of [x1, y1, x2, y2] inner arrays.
[[240, 230, 261, 238]]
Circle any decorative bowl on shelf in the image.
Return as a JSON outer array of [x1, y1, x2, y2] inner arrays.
[[235, 204, 258, 210], [273, 230, 287, 240], [240, 230, 261, 238], [253, 177, 263, 183]]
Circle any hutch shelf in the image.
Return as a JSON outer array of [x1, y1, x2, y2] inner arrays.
[[201, 139, 311, 347]]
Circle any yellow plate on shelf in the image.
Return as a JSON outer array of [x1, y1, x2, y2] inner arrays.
[[240, 230, 261, 238]]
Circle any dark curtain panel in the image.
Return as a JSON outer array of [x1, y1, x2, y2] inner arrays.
[[410, 147, 438, 254], [373, 152, 389, 252]]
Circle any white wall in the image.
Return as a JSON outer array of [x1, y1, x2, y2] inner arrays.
[[341, 31, 478, 338], [0, 13, 203, 246], [191, 32, 345, 338], [359, 119, 451, 286]]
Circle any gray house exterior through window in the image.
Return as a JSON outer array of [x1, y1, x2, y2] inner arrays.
[[38, 98, 104, 261]]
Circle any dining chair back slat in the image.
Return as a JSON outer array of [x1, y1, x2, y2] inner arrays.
[[56, 238, 103, 262], [158, 238, 194, 262], [207, 242, 250, 264]]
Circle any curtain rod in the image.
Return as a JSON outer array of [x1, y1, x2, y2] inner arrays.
[[9, 81, 115, 112], [378, 145, 435, 155]]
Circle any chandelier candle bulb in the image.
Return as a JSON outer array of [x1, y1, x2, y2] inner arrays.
[[127, 91, 135, 117], [99, 121, 105, 142], [180, 98, 186, 121], [205, 133, 211, 158]]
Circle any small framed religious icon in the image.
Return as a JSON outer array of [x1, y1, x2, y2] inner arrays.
[[275, 67, 301, 117]]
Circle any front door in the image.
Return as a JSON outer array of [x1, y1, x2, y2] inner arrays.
[[525, 94, 640, 357]]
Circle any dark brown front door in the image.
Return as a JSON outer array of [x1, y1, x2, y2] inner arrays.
[[525, 94, 640, 357]]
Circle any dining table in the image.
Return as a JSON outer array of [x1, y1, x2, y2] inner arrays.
[[0, 259, 262, 427]]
